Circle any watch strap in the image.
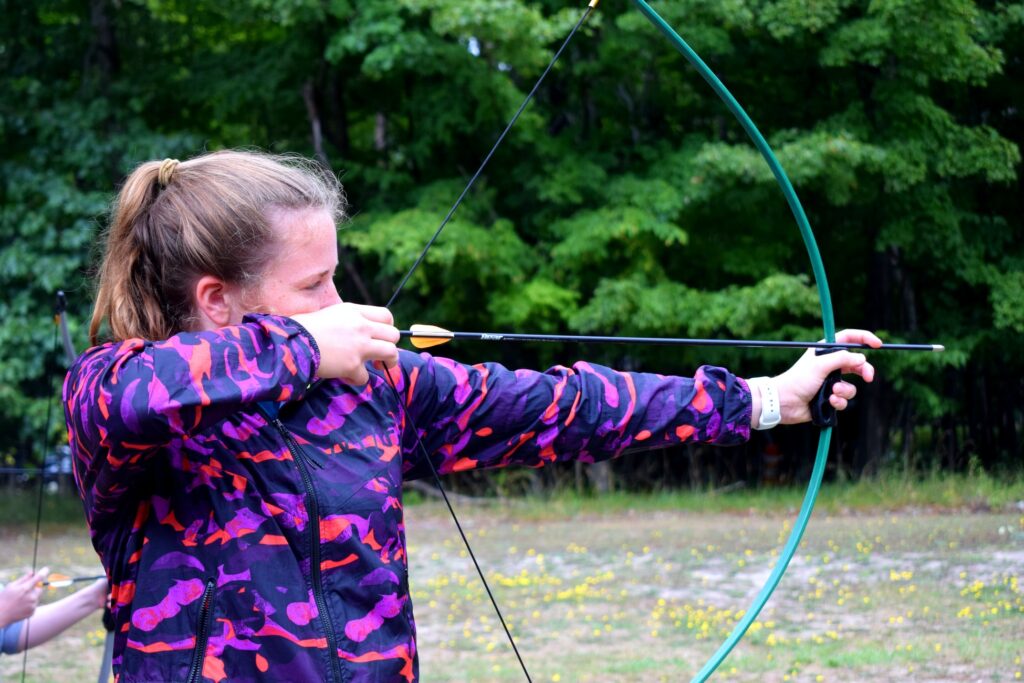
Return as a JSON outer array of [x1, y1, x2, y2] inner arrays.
[[748, 376, 782, 430]]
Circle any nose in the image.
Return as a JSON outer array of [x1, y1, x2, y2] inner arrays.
[[323, 280, 342, 307]]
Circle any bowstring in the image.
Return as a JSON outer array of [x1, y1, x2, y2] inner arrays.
[[21, 296, 66, 682], [386, 2, 598, 309]]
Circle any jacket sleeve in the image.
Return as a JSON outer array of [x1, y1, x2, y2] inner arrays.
[[63, 315, 319, 520], [0, 619, 24, 655], [392, 350, 751, 479]]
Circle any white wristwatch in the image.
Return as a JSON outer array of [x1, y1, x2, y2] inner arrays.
[[748, 376, 781, 430]]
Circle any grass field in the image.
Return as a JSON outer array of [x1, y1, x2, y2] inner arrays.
[[2, 481, 1022, 682]]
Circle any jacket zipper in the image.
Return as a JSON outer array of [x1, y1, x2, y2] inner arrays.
[[185, 579, 216, 683], [272, 417, 344, 683]]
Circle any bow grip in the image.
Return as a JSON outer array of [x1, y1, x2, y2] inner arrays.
[[810, 347, 841, 428]]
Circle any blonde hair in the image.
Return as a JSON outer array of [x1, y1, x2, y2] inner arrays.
[[90, 150, 344, 344]]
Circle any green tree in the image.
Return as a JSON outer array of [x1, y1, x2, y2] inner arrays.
[[2, 0, 1020, 482]]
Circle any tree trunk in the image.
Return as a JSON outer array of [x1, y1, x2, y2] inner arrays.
[[586, 461, 613, 494], [374, 112, 388, 164], [302, 80, 330, 167], [855, 248, 895, 475], [327, 72, 351, 158], [87, 0, 120, 89]]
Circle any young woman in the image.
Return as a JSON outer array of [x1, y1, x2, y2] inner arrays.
[[65, 150, 878, 682]]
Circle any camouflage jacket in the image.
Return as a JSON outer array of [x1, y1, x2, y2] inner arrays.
[[64, 315, 750, 682]]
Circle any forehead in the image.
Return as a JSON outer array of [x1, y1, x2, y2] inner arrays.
[[267, 207, 337, 252], [263, 207, 338, 275]]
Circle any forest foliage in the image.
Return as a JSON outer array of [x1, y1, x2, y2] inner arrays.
[[1, 0, 1021, 488]]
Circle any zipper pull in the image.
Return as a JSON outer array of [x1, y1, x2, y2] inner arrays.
[[274, 418, 325, 469]]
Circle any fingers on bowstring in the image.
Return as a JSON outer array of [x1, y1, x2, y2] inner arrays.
[[368, 320, 401, 345], [354, 304, 395, 326], [365, 340, 400, 365], [16, 568, 48, 588]]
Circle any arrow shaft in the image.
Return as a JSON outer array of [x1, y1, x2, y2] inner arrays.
[[401, 330, 940, 351], [39, 575, 105, 588]]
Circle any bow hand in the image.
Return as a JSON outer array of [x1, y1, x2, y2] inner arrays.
[[772, 329, 880, 426]]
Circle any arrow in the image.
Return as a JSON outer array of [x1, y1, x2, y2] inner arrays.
[[38, 573, 105, 589], [403, 324, 944, 352]]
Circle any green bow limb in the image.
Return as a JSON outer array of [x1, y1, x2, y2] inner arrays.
[[628, 2, 838, 681]]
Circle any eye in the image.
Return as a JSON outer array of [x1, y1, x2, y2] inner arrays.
[[302, 269, 337, 292]]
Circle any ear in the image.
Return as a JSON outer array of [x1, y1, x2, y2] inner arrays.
[[193, 275, 242, 330]]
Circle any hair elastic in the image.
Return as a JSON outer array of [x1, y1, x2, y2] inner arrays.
[[158, 158, 180, 187]]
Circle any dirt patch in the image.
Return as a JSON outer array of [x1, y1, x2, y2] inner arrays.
[[406, 506, 1024, 682]]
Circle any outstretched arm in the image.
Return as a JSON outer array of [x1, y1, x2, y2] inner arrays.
[[16, 579, 107, 652], [393, 350, 751, 479]]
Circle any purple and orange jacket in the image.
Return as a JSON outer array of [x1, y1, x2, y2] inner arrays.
[[64, 314, 751, 682]]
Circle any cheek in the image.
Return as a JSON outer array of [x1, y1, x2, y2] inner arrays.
[[243, 281, 298, 316], [279, 285, 338, 318], [276, 291, 322, 318], [244, 278, 337, 318]]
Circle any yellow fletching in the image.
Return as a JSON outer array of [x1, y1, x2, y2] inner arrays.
[[409, 324, 453, 349], [39, 573, 72, 588], [411, 337, 449, 350]]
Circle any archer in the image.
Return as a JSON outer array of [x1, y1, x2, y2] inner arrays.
[[64, 149, 878, 682]]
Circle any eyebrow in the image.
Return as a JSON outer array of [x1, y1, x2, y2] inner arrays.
[[302, 267, 337, 284]]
